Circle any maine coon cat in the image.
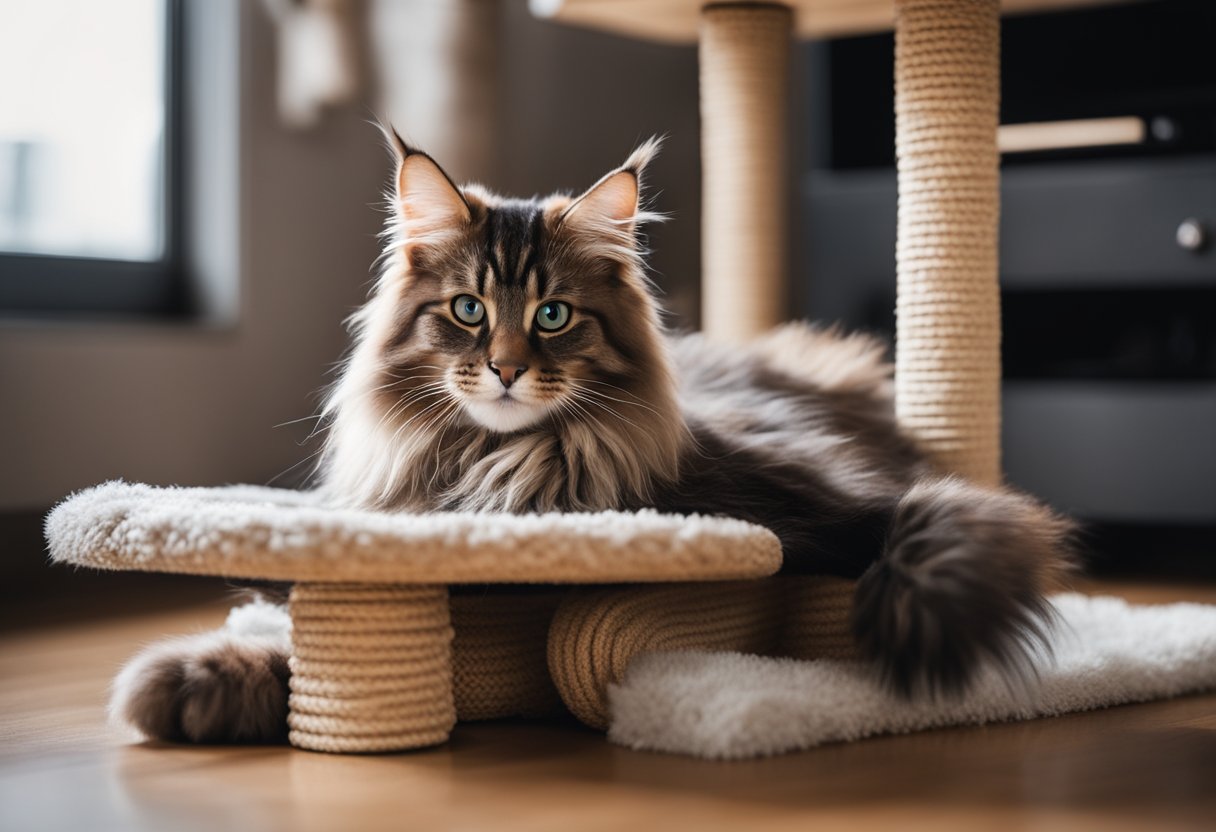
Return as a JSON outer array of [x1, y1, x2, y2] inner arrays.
[[111, 133, 1073, 743]]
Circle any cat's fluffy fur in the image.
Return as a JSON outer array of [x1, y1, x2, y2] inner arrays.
[[318, 136, 683, 513], [109, 135, 1073, 742], [110, 599, 291, 743]]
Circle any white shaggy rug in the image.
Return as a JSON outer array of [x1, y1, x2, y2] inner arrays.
[[607, 593, 1216, 759]]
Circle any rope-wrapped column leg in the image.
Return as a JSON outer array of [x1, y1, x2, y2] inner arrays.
[[894, 0, 1003, 485], [287, 583, 455, 753], [699, 3, 792, 342], [548, 581, 785, 730]]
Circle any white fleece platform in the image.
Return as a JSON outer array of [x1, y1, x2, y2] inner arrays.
[[608, 592, 1216, 759], [44, 480, 782, 583]]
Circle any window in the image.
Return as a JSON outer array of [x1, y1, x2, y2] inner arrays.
[[0, 0, 183, 317]]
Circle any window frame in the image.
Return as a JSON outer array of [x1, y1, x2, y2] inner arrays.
[[0, 0, 187, 319]]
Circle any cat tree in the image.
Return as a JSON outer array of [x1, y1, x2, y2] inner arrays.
[[48, 0, 1069, 753]]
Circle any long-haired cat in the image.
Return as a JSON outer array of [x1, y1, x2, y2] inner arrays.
[[110, 133, 1072, 743]]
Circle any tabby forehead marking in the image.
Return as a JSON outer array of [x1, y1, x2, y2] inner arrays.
[[484, 201, 545, 292]]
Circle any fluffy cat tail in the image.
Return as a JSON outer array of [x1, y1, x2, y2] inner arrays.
[[852, 475, 1075, 698]]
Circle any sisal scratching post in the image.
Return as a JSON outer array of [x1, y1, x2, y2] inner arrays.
[[287, 583, 455, 753], [894, 0, 1003, 485], [699, 3, 792, 342]]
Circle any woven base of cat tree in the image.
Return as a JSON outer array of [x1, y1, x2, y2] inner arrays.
[[547, 576, 858, 728], [451, 590, 565, 720], [287, 583, 455, 753], [45, 481, 786, 753]]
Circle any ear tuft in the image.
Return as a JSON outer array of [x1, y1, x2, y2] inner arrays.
[[620, 135, 663, 180]]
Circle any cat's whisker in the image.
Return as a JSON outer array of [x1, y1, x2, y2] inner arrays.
[[358, 368, 445, 400], [372, 394, 429, 434], [374, 384, 451, 426], [365, 374, 444, 395], [361, 369, 447, 404], [566, 389, 649, 435], [390, 384, 452, 408], [273, 413, 323, 428], [566, 395, 634, 433], [369, 377, 447, 406], [302, 417, 330, 444], [378, 378, 450, 397], [550, 397, 588, 428], [384, 364, 443, 376], [557, 395, 610, 437], [265, 445, 327, 488], [380, 397, 459, 497], [298, 418, 334, 446], [426, 402, 466, 491], [388, 394, 456, 443], [574, 387, 665, 421], [569, 378, 664, 416]]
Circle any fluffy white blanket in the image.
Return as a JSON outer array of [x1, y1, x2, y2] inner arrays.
[[608, 593, 1216, 759]]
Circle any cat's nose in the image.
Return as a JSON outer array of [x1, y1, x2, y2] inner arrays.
[[488, 361, 527, 389]]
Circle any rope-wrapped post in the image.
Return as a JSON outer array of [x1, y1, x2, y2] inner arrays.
[[699, 2, 792, 342], [894, 0, 1003, 485], [287, 583, 456, 753]]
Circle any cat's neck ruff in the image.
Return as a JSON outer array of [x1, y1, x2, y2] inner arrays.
[[321, 381, 686, 513]]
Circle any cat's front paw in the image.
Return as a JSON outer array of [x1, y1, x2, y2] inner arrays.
[[110, 631, 291, 744]]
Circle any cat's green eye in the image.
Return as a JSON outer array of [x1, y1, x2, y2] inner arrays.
[[452, 295, 485, 326], [535, 301, 571, 332]]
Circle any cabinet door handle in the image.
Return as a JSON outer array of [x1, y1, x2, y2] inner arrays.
[[1176, 218, 1209, 253]]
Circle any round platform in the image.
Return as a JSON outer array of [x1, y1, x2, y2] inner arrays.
[[45, 481, 783, 584]]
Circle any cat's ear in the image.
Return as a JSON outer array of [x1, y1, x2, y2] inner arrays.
[[384, 126, 470, 240], [559, 137, 662, 243]]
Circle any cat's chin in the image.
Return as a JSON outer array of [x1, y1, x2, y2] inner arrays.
[[461, 398, 548, 433]]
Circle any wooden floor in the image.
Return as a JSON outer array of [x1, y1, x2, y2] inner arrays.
[[3, 580, 1215, 832]]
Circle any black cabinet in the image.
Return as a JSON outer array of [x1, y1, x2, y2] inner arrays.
[[800, 0, 1216, 523]]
